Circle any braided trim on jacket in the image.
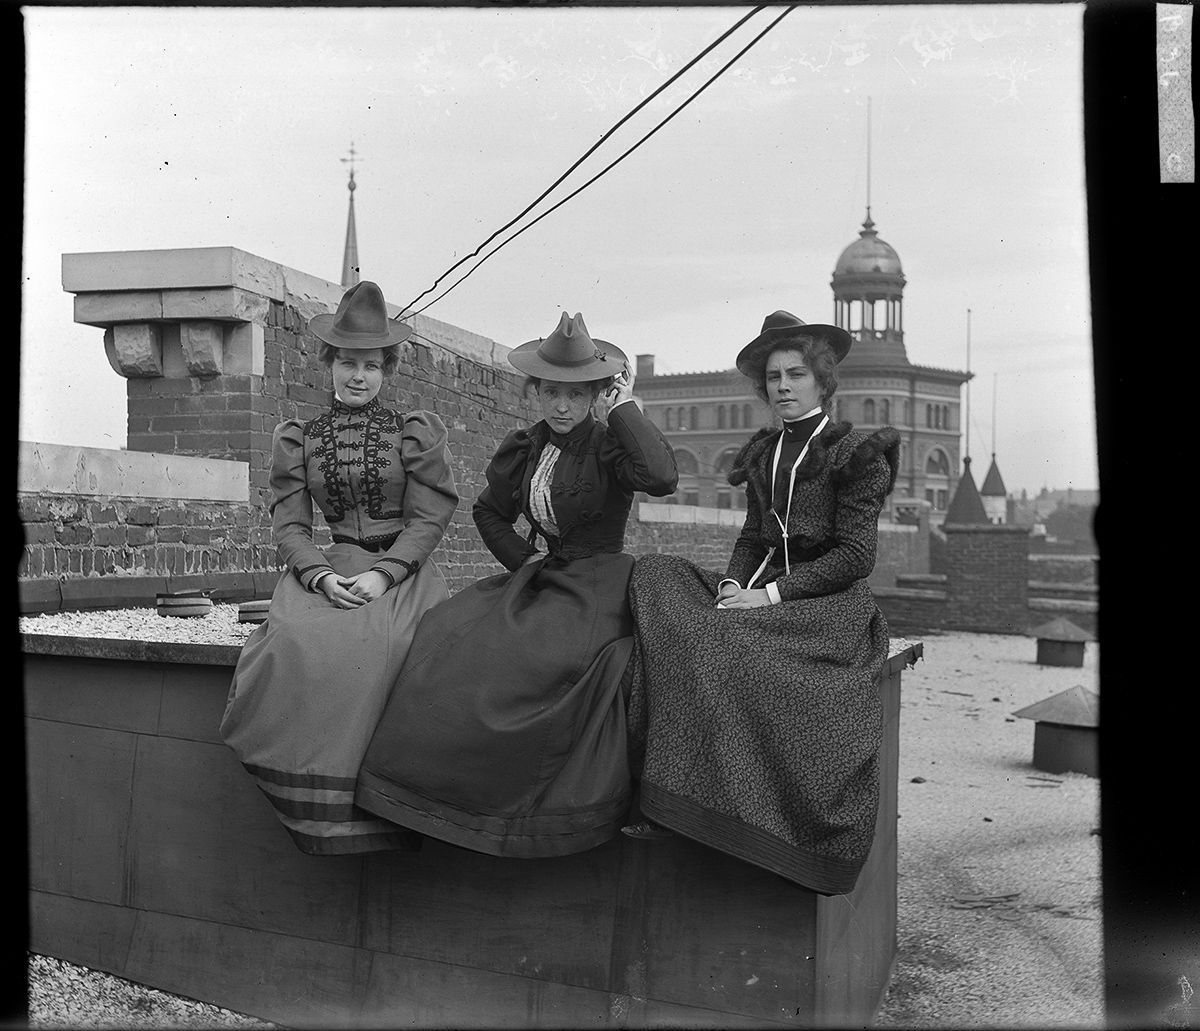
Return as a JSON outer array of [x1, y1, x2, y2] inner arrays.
[[361, 407, 406, 520]]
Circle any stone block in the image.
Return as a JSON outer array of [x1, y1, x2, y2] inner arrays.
[[159, 323, 188, 379], [223, 322, 265, 376], [106, 324, 163, 378], [62, 247, 284, 296], [73, 290, 164, 327], [180, 321, 224, 378], [60, 575, 168, 611], [161, 288, 271, 324]]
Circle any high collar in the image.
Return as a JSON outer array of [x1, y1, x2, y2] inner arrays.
[[331, 395, 382, 418], [545, 412, 596, 449], [781, 407, 826, 442]]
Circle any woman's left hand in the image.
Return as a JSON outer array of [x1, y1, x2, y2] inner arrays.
[[341, 569, 392, 603], [608, 362, 636, 406], [719, 587, 772, 609]]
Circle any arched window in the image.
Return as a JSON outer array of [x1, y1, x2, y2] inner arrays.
[[713, 447, 740, 478], [942, 405, 950, 430], [743, 404, 753, 427], [863, 399, 876, 424], [880, 399, 890, 425], [926, 404, 933, 427], [690, 406, 699, 431], [665, 408, 675, 431], [717, 406, 727, 429], [677, 406, 687, 430], [903, 399, 911, 425], [730, 406, 740, 429], [674, 449, 699, 476], [925, 449, 950, 477]]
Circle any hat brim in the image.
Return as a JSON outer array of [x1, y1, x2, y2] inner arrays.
[[308, 313, 413, 349], [507, 338, 629, 382], [735, 323, 852, 376]]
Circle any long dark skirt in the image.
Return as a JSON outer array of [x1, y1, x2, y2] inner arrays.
[[627, 552, 888, 895], [220, 543, 449, 855], [356, 552, 635, 858]]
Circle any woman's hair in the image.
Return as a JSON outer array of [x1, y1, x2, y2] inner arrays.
[[747, 335, 839, 410], [524, 375, 615, 400], [318, 343, 402, 376]]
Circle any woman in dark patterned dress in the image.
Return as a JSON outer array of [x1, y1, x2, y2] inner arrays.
[[221, 281, 459, 856], [626, 310, 900, 895], [356, 313, 678, 858]]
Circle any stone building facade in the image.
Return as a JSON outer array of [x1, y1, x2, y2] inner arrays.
[[635, 213, 971, 519]]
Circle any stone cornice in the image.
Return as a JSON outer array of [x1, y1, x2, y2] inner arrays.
[[62, 246, 511, 370]]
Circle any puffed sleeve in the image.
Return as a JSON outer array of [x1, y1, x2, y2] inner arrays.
[[772, 428, 900, 602], [472, 427, 536, 572], [370, 410, 459, 585], [269, 420, 336, 591], [598, 401, 678, 496]]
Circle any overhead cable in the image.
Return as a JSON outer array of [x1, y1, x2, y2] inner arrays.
[[397, 6, 792, 320]]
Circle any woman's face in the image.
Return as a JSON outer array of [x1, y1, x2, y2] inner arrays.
[[537, 380, 594, 433], [764, 349, 822, 419], [331, 348, 386, 406]]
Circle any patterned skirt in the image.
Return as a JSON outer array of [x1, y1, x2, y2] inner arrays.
[[627, 552, 888, 895], [220, 543, 450, 855], [355, 552, 635, 858]]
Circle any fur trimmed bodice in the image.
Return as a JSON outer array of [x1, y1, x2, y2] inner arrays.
[[724, 420, 901, 601]]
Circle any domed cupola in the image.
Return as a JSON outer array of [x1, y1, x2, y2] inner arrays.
[[831, 211, 908, 365]]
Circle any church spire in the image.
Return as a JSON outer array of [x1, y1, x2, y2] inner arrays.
[[340, 142, 361, 288]]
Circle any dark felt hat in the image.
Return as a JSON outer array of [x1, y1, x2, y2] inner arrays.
[[308, 281, 413, 349], [735, 310, 852, 376], [507, 312, 628, 382]]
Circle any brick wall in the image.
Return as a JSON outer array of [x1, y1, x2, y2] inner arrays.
[[17, 494, 269, 582], [942, 523, 1030, 633], [625, 515, 740, 572], [1029, 553, 1097, 586]]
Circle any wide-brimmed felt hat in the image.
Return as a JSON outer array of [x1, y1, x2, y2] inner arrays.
[[735, 310, 852, 376], [507, 312, 628, 382], [308, 281, 413, 349]]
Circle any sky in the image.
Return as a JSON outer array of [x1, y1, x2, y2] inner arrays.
[[19, 3, 1095, 496]]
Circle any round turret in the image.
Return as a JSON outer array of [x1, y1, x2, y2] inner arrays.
[[834, 215, 903, 277], [831, 211, 907, 361]]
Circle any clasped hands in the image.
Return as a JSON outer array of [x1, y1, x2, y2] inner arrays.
[[319, 569, 392, 609], [715, 581, 771, 609]]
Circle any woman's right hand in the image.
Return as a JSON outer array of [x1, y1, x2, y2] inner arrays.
[[318, 574, 368, 610], [715, 580, 741, 604]]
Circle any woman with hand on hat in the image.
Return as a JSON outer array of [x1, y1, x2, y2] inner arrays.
[[356, 313, 678, 858], [623, 311, 901, 897], [221, 281, 459, 856]]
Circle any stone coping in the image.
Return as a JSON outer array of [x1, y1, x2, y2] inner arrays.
[[637, 502, 743, 527], [1028, 597, 1099, 615], [18, 572, 277, 615], [20, 633, 243, 668], [873, 585, 948, 602], [18, 441, 248, 502], [19, 631, 921, 675]]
